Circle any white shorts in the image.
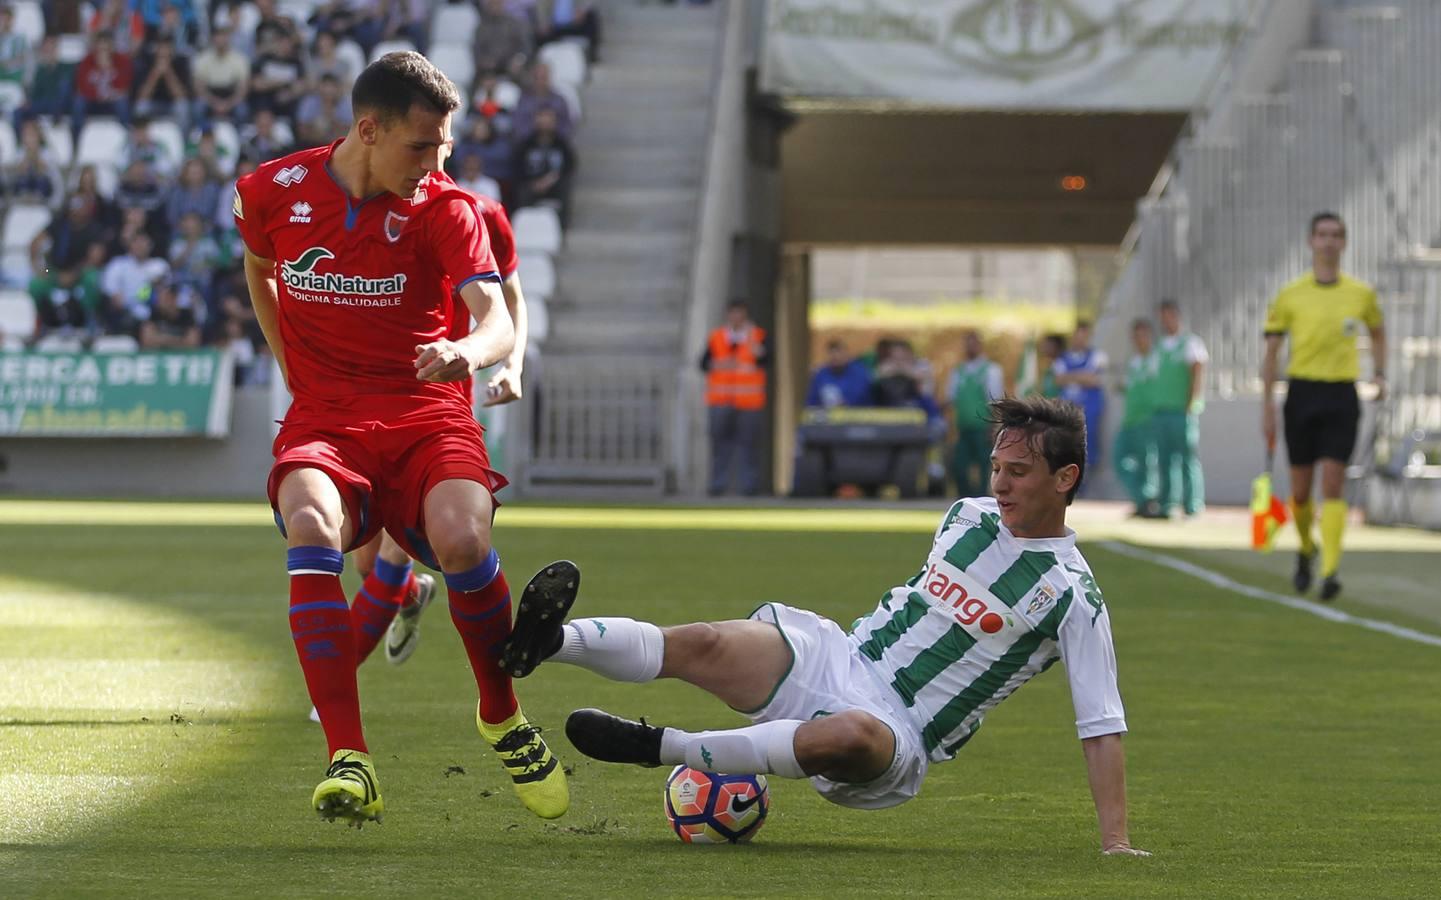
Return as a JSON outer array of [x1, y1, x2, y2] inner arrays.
[[743, 602, 929, 809]]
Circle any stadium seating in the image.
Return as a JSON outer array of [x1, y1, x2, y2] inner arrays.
[[539, 41, 588, 89], [429, 4, 481, 50], [428, 43, 476, 95], [493, 79, 522, 110], [528, 293, 550, 345], [517, 252, 556, 300], [33, 333, 84, 352], [336, 39, 367, 79], [0, 120, 15, 163], [210, 121, 241, 177], [512, 208, 563, 255], [75, 119, 129, 170], [0, 81, 23, 116], [2, 204, 50, 258], [10, 1, 43, 43], [92, 334, 141, 354], [149, 120, 186, 170], [38, 119, 74, 169], [0, 289, 36, 346], [553, 81, 582, 120], [56, 34, 88, 64]]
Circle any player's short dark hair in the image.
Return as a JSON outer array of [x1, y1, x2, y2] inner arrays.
[[1159, 298, 1179, 313], [352, 51, 460, 124], [988, 396, 1087, 504], [1131, 317, 1152, 332], [1310, 210, 1345, 236]]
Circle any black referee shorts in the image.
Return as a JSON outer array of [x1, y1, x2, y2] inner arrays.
[[1282, 379, 1360, 466]]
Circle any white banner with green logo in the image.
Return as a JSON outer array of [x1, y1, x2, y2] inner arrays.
[[761, 0, 1249, 111], [0, 350, 235, 437]]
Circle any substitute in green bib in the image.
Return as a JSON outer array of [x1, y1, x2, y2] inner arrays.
[[1262, 212, 1385, 602], [1113, 318, 1159, 517], [945, 331, 1004, 498], [1153, 300, 1208, 517]]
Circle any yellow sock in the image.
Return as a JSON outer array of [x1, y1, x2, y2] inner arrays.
[[1320, 500, 1347, 577], [1291, 499, 1316, 557]]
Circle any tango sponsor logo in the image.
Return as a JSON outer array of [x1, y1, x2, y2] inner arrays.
[[923, 561, 1004, 634]]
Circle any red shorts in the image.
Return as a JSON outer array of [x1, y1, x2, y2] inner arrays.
[[267, 400, 507, 569]]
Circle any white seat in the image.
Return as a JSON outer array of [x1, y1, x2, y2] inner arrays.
[[76, 118, 129, 169], [56, 33, 89, 63], [210, 120, 241, 176], [149, 120, 185, 171], [92, 334, 141, 353], [33, 333, 85, 352], [511, 207, 562, 255], [0, 82, 24, 115], [539, 41, 587, 89], [493, 79, 522, 110], [0, 120, 15, 163], [430, 5, 480, 48], [11, 1, 44, 43], [516, 251, 555, 299], [553, 81, 581, 120], [2, 248, 34, 284], [336, 39, 366, 80], [0, 288, 37, 343], [428, 43, 475, 93], [526, 293, 549, 345], [220, 2, 263, 53], [38, 118, 73, 168], [2, 204, 52, 252], [369, 39, 416, 64]]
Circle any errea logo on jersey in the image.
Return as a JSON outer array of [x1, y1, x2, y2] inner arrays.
[[273, 164, 308, 187], [923, 561, 1005, 634], [289, 201, 312, 224]]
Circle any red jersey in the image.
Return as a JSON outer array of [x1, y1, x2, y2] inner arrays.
[[234, 140, 500, 416], [448, 194, 517, 343]]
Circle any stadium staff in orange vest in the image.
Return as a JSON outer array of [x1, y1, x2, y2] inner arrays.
[[700, 301, 769, 496]]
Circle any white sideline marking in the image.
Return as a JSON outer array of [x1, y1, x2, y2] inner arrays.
[[1098, 541, 1441, 649]]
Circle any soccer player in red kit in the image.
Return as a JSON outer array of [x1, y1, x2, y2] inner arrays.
[[345, 192, 534, 671], [234, 52, 567, 826]]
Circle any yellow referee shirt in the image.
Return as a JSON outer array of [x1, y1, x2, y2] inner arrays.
[[1263, 273, 1383, 382]]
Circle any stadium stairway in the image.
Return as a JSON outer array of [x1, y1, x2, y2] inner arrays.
[[548, 0, 719, 359]]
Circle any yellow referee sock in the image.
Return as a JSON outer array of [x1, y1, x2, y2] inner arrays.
[[1291, 499, 1316, 557], [1320, 500, 1347, 578]]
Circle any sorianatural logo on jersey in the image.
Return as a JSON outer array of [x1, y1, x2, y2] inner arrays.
[[280, 246, 406, 308]]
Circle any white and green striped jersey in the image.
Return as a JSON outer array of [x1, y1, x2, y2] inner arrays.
[[850, 497, 1126, 762]]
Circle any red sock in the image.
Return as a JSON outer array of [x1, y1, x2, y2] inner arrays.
[[350, 564, 414, 665], [288, 561, 366, 756], [445, 550, 518, 725]]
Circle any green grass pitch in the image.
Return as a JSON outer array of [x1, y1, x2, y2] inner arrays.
[[2, 500, 1439, 898]]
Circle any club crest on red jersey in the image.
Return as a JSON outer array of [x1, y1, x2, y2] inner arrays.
[[384, 211, 410, 243]]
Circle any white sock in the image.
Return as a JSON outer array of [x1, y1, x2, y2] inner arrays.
[[659, 719, 807, 779], [551, 617, 665, 683]]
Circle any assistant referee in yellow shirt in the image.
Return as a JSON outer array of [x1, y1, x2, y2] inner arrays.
[[1261, 212, 1386, 602]]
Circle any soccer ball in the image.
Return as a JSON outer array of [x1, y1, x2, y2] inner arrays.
[[663, 766, 769, 844]]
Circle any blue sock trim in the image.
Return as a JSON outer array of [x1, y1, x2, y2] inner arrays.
[[449, 593, 510, 623], [443, 549, 501, 593], [372, 556, 413, 587], [358, 587, 402, 609], [289, 599, 349, 615], [287, 547, 344, 575]]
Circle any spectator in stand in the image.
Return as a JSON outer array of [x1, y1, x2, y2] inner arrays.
[[239, 107, 293, 162], [148, 2, 201, 54], [2, 119, 65, 210], [512, 60, 573, 142], [214, 157, 257, 246], [122, 117, 178, 181], [534, 0, 602, 63], [167, 159, 221, 231], [0, 5, 29, 87], [134, 34, 192, 127], [295, 73, 352, 147], [513, 106, 575, 223], [458, 109, 515, 180], [87, 0, 145, 55], [382, 0, 430, 54], [115, 159, 168, 228], [18, 34, 74, 124], [68, 164, 120, 224], [191, 27, 250, 125], [111, 204, 165, 257], [44, 0, 86, 35], [169, 210, 223, 302], [306, 30, 355, 92], [219, 314, 259, 383], [945, 331, 1005, 499], [28, 257, 103, 342], [309, 0, 385, 57], [73, 32, 134, 131], [139, 280, 201, 349], [249, 28, 307, 120], [453, 152, 502, 202], [186, 126, 233, 181], [805, 339, 872, 409], [252, 0, 295, 53], [32, 193, 109, 273], [101, 231, 169, 334], [467, 73, 513, 132], [475, 0, 532, 79]]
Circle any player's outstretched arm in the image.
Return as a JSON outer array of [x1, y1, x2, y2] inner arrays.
[[414, 279, 515, 382], [483, 272, 528, 406], [243, 246, 288, 388], [1081, 733, 1150, 857], [1261, 334, 1284, 449]]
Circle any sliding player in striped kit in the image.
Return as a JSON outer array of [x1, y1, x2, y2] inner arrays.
[[502, 396, 1147, 855]]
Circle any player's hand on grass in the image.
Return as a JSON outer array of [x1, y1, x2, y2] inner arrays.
[[1102, 844, 1151, 857], [414, 340, 478, 382], [482, 366, 522, 406]]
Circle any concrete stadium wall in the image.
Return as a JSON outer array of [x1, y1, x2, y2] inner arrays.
[[0, 387, 273, 499]]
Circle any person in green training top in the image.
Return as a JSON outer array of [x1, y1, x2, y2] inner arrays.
[[945, 331, 1005, 498], [1153, 300, 1209, 517], [1114, 318, 1160, 518], [1262, 211, 1386, 602]]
